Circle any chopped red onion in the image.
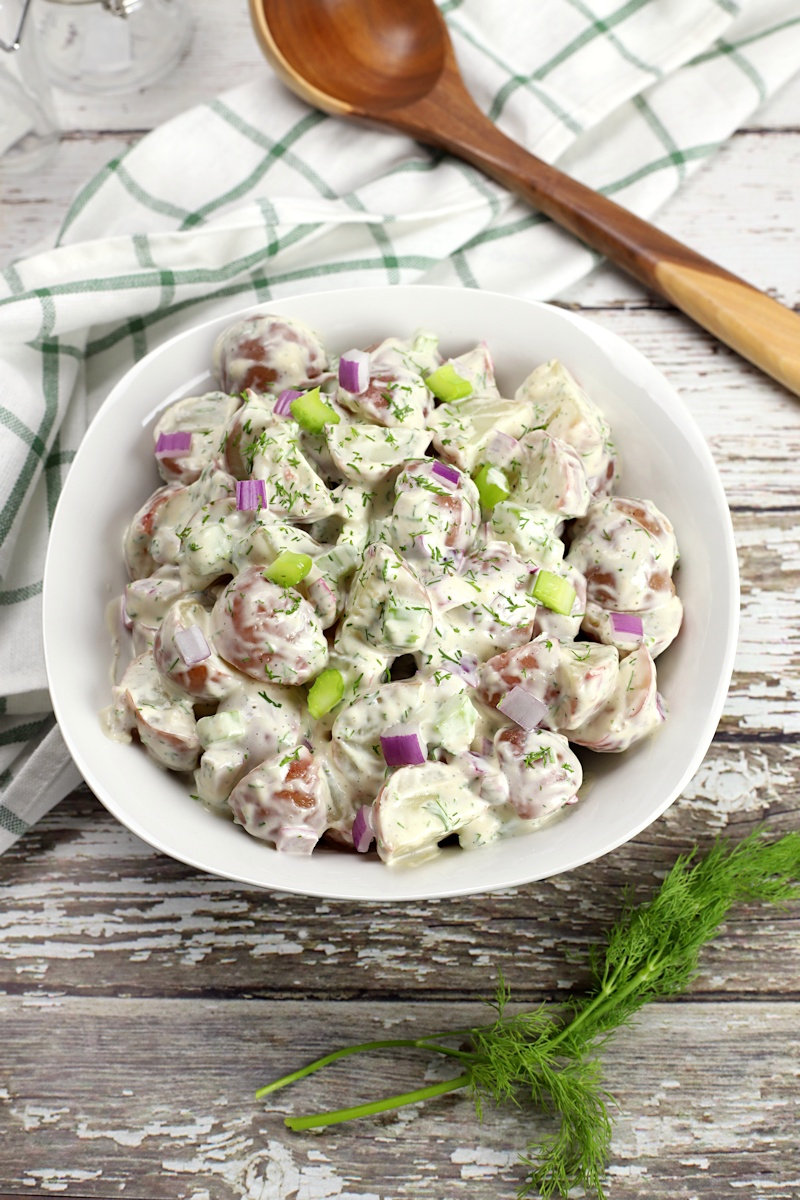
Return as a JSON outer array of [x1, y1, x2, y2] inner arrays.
[[452, 655, 479, 688], [611, 612, 644, 637], [352, 804, 375, 853], [497, 685, 548, 731], [236, 479, 267, 511], [432, 460, 461, 489], [487, 430, 519, 466], [155, 430, 192, 457], [463, 751, 489, 778], [338, 349, 370, 394], [120, 595, 133, 631], [380, 725, 427, 767], [274, 389, 302, 416], [174, 624, 211, 666], [656, 692, 667, 721]]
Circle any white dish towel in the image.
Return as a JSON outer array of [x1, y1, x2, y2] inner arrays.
[[1, 0, 798, 851]]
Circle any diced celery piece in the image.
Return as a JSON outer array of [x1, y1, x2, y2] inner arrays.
[[196, 710, 245, 748], [531, 570, 576, 616], [264, 550, 313, 587], [425, 362, 473, 402], [290, 387, 340, 433], [434, 693, 478, 754], [307, 668, 345, 718], [473, 463, 510, 510]]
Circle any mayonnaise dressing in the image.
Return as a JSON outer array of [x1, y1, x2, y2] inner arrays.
[[106, 320, 682, 864]]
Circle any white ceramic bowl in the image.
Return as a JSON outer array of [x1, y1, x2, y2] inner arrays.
[[43, 286, 739, 900]]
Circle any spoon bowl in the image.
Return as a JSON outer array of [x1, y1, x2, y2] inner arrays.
[[252, 0, 446, 114], [250, 0, 800, 397]]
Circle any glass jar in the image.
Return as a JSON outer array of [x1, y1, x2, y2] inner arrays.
[[35, 0, 193, 95], [0, 0, 59, 173]]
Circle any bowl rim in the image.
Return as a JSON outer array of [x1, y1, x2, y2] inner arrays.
[[43, 284, 740, 899]]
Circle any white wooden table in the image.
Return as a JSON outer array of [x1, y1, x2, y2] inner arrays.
[[2, 6, 799, 1198]]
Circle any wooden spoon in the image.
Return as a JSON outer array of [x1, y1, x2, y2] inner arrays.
[[249, 0, 800, 397]]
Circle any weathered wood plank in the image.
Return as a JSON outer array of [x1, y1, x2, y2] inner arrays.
[[0, 998, 797, 1199], [572, 307, 800, 508], [2, 739, 797, 1004]]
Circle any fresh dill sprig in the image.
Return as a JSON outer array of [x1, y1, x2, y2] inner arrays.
[[256, 830, 800, 1198]]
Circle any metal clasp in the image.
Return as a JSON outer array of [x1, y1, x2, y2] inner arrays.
[[0, 0, 33, 52]]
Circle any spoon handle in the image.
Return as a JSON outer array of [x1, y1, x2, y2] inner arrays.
[[402, 85, 800, 397]]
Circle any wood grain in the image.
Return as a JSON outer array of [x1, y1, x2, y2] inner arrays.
[[1, 19, 799, 1200], [1, 998, 798, 1199]]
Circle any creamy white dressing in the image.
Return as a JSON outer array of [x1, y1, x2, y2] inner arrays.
[[105, 321, 681, 865]]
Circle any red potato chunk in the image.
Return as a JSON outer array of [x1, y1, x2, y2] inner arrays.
[[227, 746, 330, 853], [513, 359, 616, 497], [211, 565, 328, 684], [153, 391, 240, 485], [508, 430, 591, 521], [123, 471, 236, 581], [390, 460, 481, 565], [582, 593, 684, 660], [123, 482, 185, 579], [567, 496, 679, 613], [153, 595, 240, 702], [494, 726, 582, 820], [568, 646, 664, 753], [110, 652, 201, 772], [477, 634, 562, 711], [194, 681, 304, 807], [337, 337, 432, 429], [213, 314, 329, 394]]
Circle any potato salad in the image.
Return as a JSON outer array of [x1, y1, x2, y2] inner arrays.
[[104, 313, 682, 868]]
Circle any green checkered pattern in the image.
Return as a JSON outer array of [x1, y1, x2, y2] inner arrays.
[[1, 0, 798, 850]]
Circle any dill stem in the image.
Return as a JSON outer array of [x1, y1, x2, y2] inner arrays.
[[547, 954, 664, 1052], [285, 1072, 472, 1131], [255, 1033, 477, 1100], [255, 1038, 424, 1098]]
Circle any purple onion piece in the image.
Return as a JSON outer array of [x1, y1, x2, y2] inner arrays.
[[236, 479, 267, 511], [452, 655, 479, 688], [338, 348, 370, 394], [274, 389, 302, 416], [352, 805, 375, 853], [610, 611, 644, 637], [174, 624, 211, 667], [155, 430, 192, 457], [380, 725, 427, 767], [487, 430, 519, 466], [432, 460, 461, 489], [497, 684, 548, 731]]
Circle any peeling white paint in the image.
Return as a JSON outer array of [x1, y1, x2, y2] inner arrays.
[[451, 1145, 518, 1179], [730, 1181, 800, 1192], [16, 1104, 70, 1131], [22, 1167, 102, 1193], [677, 748, 796, 827], [77, 1112, 217, 1148], [606, 1163, 649, 1178], [164, 1138, 382, 1200]]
